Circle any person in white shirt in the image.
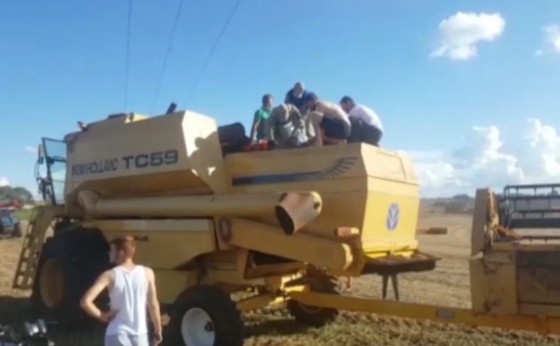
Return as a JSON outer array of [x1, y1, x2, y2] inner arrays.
[[339, 96, 383, 146], [80, 235, 163, 346]]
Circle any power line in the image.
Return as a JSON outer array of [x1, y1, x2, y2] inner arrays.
[[150, 0, 185, 114], [124, 0, 133, 111], [183, 0, 243, 105]]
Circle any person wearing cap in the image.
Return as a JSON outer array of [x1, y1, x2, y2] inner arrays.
[[80, 235, 163, 346], [339, 96, 383, 146], [284, 82, 310, 113], [250, 94, 274, 144], [304, 92, 352, 146], [265, 103, 315, 149]]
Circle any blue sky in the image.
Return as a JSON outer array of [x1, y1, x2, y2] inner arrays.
[[1, 0, 559, 197]]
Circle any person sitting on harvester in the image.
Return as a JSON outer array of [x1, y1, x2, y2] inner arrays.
[[304, 92, 352, 146], [250, 94, 274, 144], [339, 96, 383, 146], [284, 82, 310, 114], [265, 103, 314, 149]]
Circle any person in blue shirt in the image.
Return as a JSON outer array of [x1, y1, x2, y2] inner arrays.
[[284, 82, 310, 113]]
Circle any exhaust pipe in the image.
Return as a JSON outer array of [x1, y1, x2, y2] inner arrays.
[[275, 192, 322, 235]]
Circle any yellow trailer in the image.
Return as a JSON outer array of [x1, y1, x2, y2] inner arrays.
[[12, 109, 560, 345]]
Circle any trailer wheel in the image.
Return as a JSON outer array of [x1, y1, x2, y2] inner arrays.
[[286, 267, 340, 327], [30, 227, 110, 329], [167, 285, 243, 346]]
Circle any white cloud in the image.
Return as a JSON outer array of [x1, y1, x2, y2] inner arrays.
[[400, 118, 560, 197], [536, 24, 560, 56], [431, 12, 505, 61], [24, 145, 37, 154], [0, 177, 9, 187]]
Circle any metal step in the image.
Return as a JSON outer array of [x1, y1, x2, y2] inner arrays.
[[11, 206, 55, 290]]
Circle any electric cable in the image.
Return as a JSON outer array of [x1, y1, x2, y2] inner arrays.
[[124, 0, 133, 111], [150, 0, 185, 114], [183, 0, 243, 105]]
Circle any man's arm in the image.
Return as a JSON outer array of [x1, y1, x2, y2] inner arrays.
[[250, 110, 261, 142], [284, 90, 291, 104], [264, 113, 275, 143], [146, 268, 163, 344], [80, 270, 116, 323]]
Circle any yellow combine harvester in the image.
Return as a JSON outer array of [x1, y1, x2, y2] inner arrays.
[[11, 109, 560, 345]]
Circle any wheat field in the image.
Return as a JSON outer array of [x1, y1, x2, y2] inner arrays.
[[1, 205, 560, 346]]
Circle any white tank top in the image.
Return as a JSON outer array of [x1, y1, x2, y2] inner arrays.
[[105, 265, 149, 336]]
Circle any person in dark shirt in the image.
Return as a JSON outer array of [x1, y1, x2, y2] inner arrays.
[[250, 94, 274, 143], [284, 82, 310, 113]]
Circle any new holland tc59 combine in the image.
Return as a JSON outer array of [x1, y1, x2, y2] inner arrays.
[[11, 109, 560, 346]]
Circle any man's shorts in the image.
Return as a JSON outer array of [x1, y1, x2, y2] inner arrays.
[[105, 333, 150, 346], [361, 123, 382, 146], [320, 116, 351, 140], [348, 118, 382, 146]]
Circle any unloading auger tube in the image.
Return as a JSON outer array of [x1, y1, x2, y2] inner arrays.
[[76, 190, 323, 235]]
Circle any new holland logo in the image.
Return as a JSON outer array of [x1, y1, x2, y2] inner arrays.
[[386, 203, 400, 231], [232, 156, 359, 186]]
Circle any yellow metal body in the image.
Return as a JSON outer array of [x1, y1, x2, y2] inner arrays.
[[17, 109, 432, 307], [285, 187, 560, 336], [469, 188, 560, 318], [24, 109, 560, 338]]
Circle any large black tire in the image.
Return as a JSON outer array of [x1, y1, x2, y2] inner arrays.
[[30, 226, 110, 329], [286, 267, 340, 327], [166, 285, 244, 346]]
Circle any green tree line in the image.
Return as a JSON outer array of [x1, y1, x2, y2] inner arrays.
[[0, 185, 35, 204]]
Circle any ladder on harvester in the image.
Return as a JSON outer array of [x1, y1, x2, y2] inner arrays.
[[12, 206, 56, 290]]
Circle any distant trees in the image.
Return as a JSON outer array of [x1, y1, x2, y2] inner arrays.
[[0, 185, 34, 204], [431, 194, 474, 214]]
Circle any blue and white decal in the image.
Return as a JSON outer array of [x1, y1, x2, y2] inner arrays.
[[386, 203, 400, 231]]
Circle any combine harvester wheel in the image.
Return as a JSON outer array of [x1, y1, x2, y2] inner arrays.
[[167, 285, 244, 346], [30, 227, 110, 329]]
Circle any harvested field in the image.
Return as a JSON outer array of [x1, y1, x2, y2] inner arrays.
[[1, 208, 560, 345]]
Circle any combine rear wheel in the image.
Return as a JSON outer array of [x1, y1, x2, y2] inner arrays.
[[167, 285, 243, 346], [286, 267, 340, 327]]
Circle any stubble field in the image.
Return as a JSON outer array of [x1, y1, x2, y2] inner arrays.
[[1, 206, 560, 345]]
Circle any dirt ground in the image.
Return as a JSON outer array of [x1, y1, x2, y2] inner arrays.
[[1, 210, 560, 345]]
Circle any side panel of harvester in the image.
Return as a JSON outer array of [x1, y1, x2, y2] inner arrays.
[[223, 143, 431, 277]]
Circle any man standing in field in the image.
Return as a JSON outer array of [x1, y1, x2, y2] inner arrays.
[[80, 235, 163, 346]]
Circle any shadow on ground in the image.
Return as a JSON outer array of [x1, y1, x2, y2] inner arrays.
[[244, 318, 310, 338], [0, 296, 33, 324], [0, 296, 309, 345]]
